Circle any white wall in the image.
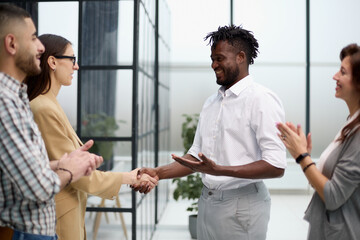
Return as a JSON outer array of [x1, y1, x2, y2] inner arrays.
[[166, 0, 360, 190], [167, 0, 360, 156], [167, 0, 230, 151], [38, 2, 79, 127], [38, 1, 360, 190]]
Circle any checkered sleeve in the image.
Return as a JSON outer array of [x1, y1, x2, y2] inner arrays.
[[0, 96, 60, 202]]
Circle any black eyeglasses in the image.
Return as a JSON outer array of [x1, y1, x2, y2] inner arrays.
[[54, 55, 77, 66]]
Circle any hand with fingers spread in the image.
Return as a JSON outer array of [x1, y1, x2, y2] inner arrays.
[[172, 153, 218, 175], [276, 122, 311, 158]]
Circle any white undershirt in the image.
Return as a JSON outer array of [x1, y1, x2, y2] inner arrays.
[[317, 109, 360, 172]]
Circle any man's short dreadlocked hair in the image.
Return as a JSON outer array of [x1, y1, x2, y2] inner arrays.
[[204, 25, 259, 65]]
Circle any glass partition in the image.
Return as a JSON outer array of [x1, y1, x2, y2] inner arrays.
[[35, 1, 171, 239], [310, 0, 360, 157]]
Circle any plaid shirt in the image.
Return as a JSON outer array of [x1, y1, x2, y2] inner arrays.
[[0, 72, 60, 235]]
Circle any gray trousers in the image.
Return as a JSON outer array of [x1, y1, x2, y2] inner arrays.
[[197, 181, 271, 240]]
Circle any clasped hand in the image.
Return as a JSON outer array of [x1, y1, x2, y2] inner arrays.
[[127, 168, 158, 192], [130, 168, 159, 194], [58, 140, 103, 183], [276, 122, 312, 158]]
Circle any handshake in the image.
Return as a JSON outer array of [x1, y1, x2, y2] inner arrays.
[[63, 143, 209, 194], [129, 153, 213, 194], [129, 168, 159, 194], [57, 140, 159, 191], [123, 168, 158, 191]]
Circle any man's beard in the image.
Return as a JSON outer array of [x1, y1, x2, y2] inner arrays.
[[216, 66, 240, 87], [15, 52, 41, 77]]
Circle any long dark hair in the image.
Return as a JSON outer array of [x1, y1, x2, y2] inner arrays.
[[24, 34, 71, 101], [337, 43, 360, 143]]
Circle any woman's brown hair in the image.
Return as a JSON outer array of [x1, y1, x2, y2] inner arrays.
[[337, 43, 360, 143], [24, 34, 71, 101]]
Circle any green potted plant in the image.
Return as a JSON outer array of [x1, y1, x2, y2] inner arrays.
[[172, 113, 202, 239], [81, 112, 124, 171]]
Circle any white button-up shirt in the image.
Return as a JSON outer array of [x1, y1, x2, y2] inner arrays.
[[188, 75, 286, 190]]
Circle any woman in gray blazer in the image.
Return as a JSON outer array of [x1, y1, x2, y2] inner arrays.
[[277, 43, 360, 240]]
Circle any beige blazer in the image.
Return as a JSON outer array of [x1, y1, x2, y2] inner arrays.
[[30, 91, 123, 240]]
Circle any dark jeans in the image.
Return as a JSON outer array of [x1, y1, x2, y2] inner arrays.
[[12, 230, 57, 240]]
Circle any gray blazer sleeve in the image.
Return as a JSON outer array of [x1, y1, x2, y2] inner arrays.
[[323, 132, 360, 211]]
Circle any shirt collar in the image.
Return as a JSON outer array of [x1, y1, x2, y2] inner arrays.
[[218, 75, 253, 97], [0, 72, 28, 101]]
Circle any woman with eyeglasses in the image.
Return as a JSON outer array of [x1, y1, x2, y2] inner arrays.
[[24, 34, 158, 240], [277, 43, 360, 240]]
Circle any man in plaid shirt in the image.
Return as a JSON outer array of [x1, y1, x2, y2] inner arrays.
[[0, 4, 103, 240]]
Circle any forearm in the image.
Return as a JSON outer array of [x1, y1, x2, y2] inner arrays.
[[299, 156, 328, 201], [157, 154, 194, 179], [50, 160, 68, 189], [121, 171, 136, 185], [216, 160, 284, 179], [55, 168, 73, 190]]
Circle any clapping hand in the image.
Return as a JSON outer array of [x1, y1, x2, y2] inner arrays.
[[276, 122, 312, 158], [60, 140, 103, 182]]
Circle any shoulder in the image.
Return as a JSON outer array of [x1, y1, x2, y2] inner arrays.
[[343, 129, 360, 155], [30, 95, 63, 126], [0, 91, 14, 110], [351, 128, 360, 142], [0, 90, 22, 120], [247, 82, 284, 110], [202, 92, 219, 109], [30, 94, 57, 115], [341, 129, 360, 148], [0, 85, 18, 107], [250, 82, 280, 100], [333, 130, 360, 174]]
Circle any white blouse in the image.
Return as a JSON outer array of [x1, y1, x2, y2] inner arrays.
[[318, 109, 360, 172]]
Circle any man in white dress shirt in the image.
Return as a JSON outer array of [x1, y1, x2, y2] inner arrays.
[[135, 25, 286, 240]]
